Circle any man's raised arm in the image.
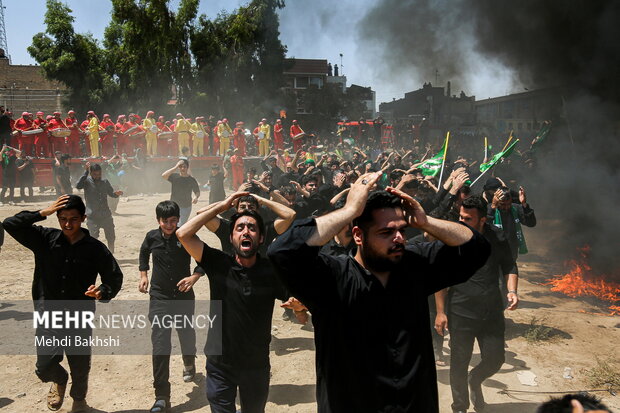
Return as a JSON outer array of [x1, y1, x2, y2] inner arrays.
[[250, 193, 296, 235], [177, 191, 249, 261]]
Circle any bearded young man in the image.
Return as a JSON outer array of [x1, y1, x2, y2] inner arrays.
[[176, 192, 304, 413], [268, 171, 490, 413]]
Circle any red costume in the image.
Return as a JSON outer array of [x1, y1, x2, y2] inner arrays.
[[65, 112, 82, 157], [233, 122, 246, 156], [15, 113, 35, 155], [33, 112, 50, 157], [99, 115, 115, 157], [273, 120, 284, 150], [230, 153, 245, 190], [48, 113, 68, 154], [290, 121, 304, 152]]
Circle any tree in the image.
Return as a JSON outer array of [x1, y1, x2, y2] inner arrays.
[[28, 0, 111, 114], [190, 0, 288, 120], [103, 0, 199, 115]]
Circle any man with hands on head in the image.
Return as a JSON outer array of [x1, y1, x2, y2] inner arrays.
[[2, 195, 123, 413], [176, 191, 305, 413], [76, 161, 123, 253], [268, 171, 490, 413], [162, 159, 200, 226], [138, 200, 205, 413]]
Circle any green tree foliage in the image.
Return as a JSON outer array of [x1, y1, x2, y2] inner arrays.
[[28, 0, 110, 114], [103, 0, 199, 115], [190, 0, 288, 120]]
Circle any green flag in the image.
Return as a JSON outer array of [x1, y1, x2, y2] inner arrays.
[[418, 139, 447, 176], [530, 122, 551, 153], [479, 139, 519, 173]]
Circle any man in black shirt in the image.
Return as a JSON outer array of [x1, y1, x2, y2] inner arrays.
[[76, 162, 122, 253], [139, 200, 205, 413], [16, 151, 35, 201], [1, 144, 19, 205], [435, 196, 518, 413], [0, 105, 11, 148], [177, 192, 299, 413], [2, 195, 123, 413], [268, 172, 490, 413], [162, 159, 200, 225], [208, 164, 226, 204], [57, 154, 73, 195]]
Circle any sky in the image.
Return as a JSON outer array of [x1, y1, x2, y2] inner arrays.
[[3, 0, 519, 106]]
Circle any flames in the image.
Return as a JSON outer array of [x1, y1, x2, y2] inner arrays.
[[544, 245, 620, 316]]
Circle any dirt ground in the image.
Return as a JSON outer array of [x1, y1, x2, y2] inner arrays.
[[0, 191, 618, 413]]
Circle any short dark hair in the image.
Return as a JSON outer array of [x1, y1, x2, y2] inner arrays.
[[352, 190, 401, 232], [60, 195, 86, 216], [237, 195, 259, 209], [536, 393, 611, 413], [229, 210, 265, 238], [179, 158, 189, 167], [301, 175, 318, 186], [461, 195, 487, 218], [60, 154, 71, 162], [279, 185, 296, 197], [89, 163, 102, 173], [156, 200, 180, 220]]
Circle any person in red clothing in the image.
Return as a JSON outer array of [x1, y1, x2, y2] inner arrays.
[[125, 114, 145, 154], [273, 119, 284, 151], [230, 148, 245, 190], [290, 119, 305, 152], [65, 110, 82, 157], [47, 112, 69, 154], [212, 120, 221, 156], [33, 111, 50, 157], [233, 121, 246, 156], [253, 122, 261, 154], [99, 114, 116, 157], [79, 117, 91, 156], [14, 112, 35, 156]]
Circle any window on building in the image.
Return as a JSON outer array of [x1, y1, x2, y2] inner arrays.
[[527, 122, 532, 130], [508, 122, 513, 130], [518, 122, 523, 131], [295, 77, 309, 89], [309, 77, 323, 88]]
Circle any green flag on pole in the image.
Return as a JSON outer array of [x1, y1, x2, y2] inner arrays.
[[479, 139, 520, 173], [418, 138, 447, 177], [530, 122, 552, 153]]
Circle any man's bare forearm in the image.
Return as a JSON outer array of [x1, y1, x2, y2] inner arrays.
[[307, 206, 356, 247], [420, 216, 473, 246], [178, 201, 226, 240], [435, 288, 448, 314]]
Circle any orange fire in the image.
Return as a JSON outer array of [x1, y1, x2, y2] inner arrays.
[[544, 245, 620, 315]]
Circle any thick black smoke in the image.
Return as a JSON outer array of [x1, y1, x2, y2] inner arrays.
[[359, 0, 620, 277]]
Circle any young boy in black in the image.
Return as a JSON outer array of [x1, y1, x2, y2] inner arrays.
[[138, 200, 205, 413]]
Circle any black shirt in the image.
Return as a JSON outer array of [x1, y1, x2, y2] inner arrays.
[[0, 113, 10, 135], [168, 173, 199, 208], [199, 243, 287, 369], [208, 172, 226, 204], [2, 153, 17, 178], [268, 218, 490, 413], [16, 158, 35, 182], [57, 165, 72, 194], [487, 203, 536, 260], [139, 229, 205, 299], [2, 211, 123, 301], [320, 237, 354, 257], [76, 172, 119, 217], [448, 224, 517, 320]]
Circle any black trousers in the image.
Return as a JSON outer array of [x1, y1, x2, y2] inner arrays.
[[1, 174, 15, 201], [149, 298, 197, 400], [206, 360, 270, 413], [449, 314, 505, 412], [35, 328, 91, 401], [87, 214, 115, 245]]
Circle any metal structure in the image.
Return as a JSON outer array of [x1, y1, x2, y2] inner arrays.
[[0, 0, 8, 61]]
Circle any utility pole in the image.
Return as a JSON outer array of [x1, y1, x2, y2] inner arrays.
[[0, 0, 9, 62]]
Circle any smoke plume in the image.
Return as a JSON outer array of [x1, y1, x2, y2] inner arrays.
[[359, 0, 620, 277]]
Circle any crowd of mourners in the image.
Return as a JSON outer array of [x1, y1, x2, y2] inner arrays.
[[0, 103, 614, 413]]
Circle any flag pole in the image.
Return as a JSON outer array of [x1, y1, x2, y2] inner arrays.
[[484, 136, 488, 162], [470, 165, 492, 187], [437, 131, 450, 187], [501, 131, 513, 152]]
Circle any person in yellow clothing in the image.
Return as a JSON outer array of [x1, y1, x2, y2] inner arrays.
[[191, 116, 207, 156], [86, 111, 101, 157], [258, 117, 271, 156], [218, 118, 233, 156], [143, 110, 158, 156], [175, 113, 191, 156]]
